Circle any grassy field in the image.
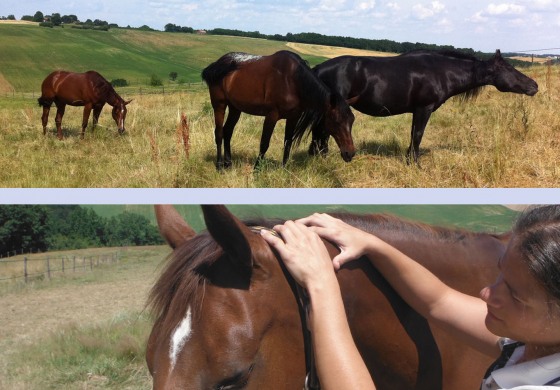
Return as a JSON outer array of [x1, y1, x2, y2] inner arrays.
[[0, 62, 557, 188], [0, 205, 517, 389], [0, 24, 558, 188]]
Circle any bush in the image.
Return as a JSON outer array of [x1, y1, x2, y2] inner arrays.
[[110, 78, 128, 87], [39, 22, 53, 28], [149, 74, 162, 87]]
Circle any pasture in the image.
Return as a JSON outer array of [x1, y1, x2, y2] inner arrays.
[[0, 24, 558, 188], [0, 62, 558, 188], [0, 205, 517, 389]]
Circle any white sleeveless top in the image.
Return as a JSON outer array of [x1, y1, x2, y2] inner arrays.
[[481, 339, 560, 390]]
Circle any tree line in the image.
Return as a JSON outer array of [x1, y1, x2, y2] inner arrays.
[[0, 206, 163, 256], [165, 25, 478, 56]]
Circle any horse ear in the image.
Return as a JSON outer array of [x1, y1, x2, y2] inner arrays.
[[124, 99, 132, 105], [154, 205, 196, 249], [494, 49, 502, 58], [201, 205, 254, 273]]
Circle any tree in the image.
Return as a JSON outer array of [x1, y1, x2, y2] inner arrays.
[[0, 206, 50, 255], [105, 212, 162, 246], [33, 11, 44, 22], [51, 13, 62, 26], [169, 72, 178, 81], [150, 73, 163, 86]]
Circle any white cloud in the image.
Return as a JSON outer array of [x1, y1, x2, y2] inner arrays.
[[486, 3, 525, 16], [412, 1, 446, 20]]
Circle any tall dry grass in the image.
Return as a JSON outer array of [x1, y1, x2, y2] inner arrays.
[[0, 64, 557, 188]]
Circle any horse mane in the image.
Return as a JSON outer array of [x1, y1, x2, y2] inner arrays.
[[417, 50, 486, 102], [201, 52, 248, 86], [287, 52, 336, 146]]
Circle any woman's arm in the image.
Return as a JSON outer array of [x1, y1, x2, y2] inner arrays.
[[261, 221, 376, 390], [298, 213, 501, 357]]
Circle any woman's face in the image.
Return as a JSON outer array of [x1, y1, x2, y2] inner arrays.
[[480, 238, 560, 347]]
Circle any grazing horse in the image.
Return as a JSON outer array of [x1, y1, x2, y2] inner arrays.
[[310, 49, 538, 164], [38, 70, 132, 139], [147, 204, 510, 389], [201, 51, 355, 169]]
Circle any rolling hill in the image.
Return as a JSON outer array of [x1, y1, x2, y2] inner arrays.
[[0, 23, 328, 92]]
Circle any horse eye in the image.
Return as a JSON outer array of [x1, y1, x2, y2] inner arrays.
[[215, 364, 254, 390]]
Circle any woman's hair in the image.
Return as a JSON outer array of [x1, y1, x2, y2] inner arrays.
[[512, 205, 560, 305]]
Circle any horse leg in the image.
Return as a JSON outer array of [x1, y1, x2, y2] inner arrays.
[[282, 116, 297, 165], [81, 104, 93, 139], [54, 103, 66, 140], [92, 105, 103, 128], [222, 107, 241, 169], [255, 113, 279, 169], [407, 108, 433, 166], [212, 104, 227, 170], [41, 105, 51, 136]]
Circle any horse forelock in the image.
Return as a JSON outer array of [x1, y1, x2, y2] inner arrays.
[[148, 217, 280, 340]]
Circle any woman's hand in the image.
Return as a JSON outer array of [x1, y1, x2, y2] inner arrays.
[[260, 220, 335, 289], [297, 213, 376, 270]]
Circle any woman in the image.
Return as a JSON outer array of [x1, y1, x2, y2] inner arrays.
[[261, 205, 560, 390]]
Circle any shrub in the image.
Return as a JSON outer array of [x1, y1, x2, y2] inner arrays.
[[149, 74, 163, 87], [110, 78, 128, 87]]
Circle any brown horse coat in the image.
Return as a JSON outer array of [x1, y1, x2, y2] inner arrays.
[[148, 205, 510, 389], [38, 70, 131, 139]]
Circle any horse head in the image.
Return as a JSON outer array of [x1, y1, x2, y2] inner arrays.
[[324, 93, 356, 162], [112, 99, 132, 134], [147, 205, 307, 389], [489, 50, 538, 96]]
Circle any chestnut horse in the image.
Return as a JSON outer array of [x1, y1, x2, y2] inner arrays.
[[310, 49, 538, 165], [201, 51, 355, 169], [38, 70, 131, 139], [147, 205, 511, 389]]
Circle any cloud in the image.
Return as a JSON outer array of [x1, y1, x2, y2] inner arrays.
[[486, 3, 525, 16], [412, 1, 446, 20]]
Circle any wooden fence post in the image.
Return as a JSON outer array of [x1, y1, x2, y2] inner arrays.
[[62, 256, 65, 273], [24, 257, 28, 283], [46, 256, 51, 279], [73, 256, 76, 272]]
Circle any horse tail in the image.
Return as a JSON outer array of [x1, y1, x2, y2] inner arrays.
[[201, 53, 243, 86], [37, 96, 51, 108]]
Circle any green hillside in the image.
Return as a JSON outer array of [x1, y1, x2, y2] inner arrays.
[[0, 24, 321, 92], [87, 205, 519, 233]]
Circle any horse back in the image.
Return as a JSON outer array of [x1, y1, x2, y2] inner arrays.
[[332, 214, 507, 389], [39, 70, 110, 106], [216, 51, 305, 116]]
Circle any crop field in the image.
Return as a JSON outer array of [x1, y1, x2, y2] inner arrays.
[[0, 24, 558, 188], [0, 205, 517, 389]]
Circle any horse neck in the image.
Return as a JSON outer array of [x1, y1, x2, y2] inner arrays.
[[106, 89, 122, 106]]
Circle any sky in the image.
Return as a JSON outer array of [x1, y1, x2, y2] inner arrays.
[[2, 0, 560, 54]]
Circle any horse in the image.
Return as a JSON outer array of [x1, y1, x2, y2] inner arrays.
[[38, 70, 132, 140], [310, 49, 538, 165], [147, 204, 511, 389], [201, 51, 356, 169]]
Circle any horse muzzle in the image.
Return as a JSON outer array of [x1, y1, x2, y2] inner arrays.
[[341, 150, 355, 162]]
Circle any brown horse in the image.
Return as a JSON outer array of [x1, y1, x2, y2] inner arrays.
[[201, 51, 355, 169], [147, 205, 510, 389], [38, 70, 131, 139]]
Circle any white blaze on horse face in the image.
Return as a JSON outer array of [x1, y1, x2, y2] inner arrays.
[[169, 306, 193, 371]]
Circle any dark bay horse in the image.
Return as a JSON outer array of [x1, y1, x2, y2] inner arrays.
[[201, 51, 355, 169], [147, 204, 511, 389], [38, 70, 131, 139], [311, 49, 538, 164]]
